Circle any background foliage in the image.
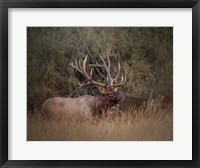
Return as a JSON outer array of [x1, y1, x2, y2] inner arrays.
[[27, 27, 173, 112]]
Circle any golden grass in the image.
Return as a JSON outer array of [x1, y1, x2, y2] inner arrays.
[[27, 97, 173, 141]]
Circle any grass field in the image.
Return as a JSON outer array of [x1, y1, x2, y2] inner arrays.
[[27, 97, 173, 141]]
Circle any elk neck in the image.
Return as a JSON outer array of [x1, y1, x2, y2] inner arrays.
[[94, 92, 125, 111]]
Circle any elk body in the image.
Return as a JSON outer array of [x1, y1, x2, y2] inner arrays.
[[42, 54, 126, 118]]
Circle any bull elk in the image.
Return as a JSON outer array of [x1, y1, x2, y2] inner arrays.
[[42, 54, 126, 118]]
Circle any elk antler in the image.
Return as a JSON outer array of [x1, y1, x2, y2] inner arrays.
[[70, 55, 105, 87], [91, 53, 126, 87], [70, 54, 126, 88]]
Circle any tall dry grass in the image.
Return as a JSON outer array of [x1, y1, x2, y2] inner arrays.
[[27, 97, 173, 141]]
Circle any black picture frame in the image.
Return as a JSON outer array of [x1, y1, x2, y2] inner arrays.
[[0, 0, 199, 167]]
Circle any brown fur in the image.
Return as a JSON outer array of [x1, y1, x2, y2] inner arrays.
[[42, 92, 125, 118]]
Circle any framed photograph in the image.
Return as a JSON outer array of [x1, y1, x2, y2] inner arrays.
[[0, 0, 199, 167]]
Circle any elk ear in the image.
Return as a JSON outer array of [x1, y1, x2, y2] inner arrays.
[[99, 86, 107, 94]]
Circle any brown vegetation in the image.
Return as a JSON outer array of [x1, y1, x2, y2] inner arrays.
[[27, 97, 173, 141]]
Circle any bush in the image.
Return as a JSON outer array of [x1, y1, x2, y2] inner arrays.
[[27, 27, 173, 111]]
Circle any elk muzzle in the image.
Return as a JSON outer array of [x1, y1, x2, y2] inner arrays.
[[117, 92, 125, 102]]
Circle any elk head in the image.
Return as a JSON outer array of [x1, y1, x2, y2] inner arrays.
[[70, 54, 126, 112]]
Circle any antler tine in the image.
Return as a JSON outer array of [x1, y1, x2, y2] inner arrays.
[[82, 55, 91, 81], [70, 58, 81, 74], [89, 68, 93, 78], [78, 60, 82, 70], [94, 67, 107, 80], [78, 81, 91, 87], [113, 62, 121, 82], [99, 54, 107, 68], [113, 75, 126, 87], [107, 51, 111, 69]]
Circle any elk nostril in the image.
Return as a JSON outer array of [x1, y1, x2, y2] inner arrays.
[[118, 93, 125, 101]]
